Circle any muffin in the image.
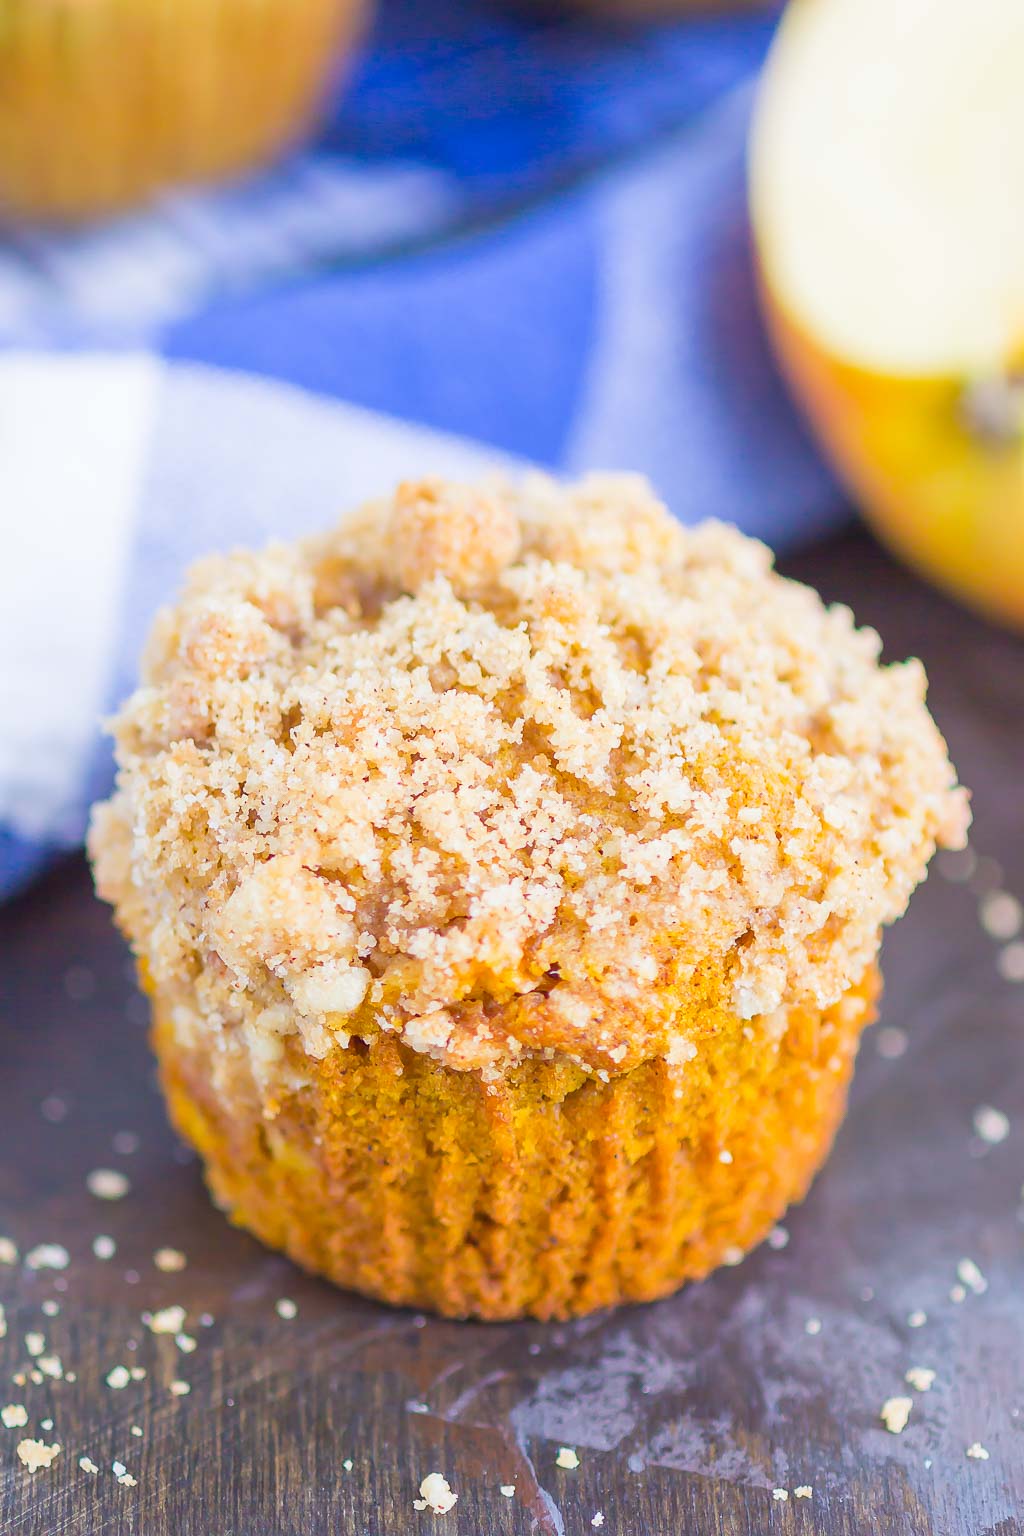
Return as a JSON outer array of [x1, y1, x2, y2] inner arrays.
[[89, 475, 968, 1320], [0, 0, 368, 220]]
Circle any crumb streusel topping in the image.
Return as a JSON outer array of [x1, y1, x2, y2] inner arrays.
[[89, 475, 968, 1078]]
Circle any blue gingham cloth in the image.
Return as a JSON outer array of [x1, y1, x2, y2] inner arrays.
[[0, 0, 843, 900]]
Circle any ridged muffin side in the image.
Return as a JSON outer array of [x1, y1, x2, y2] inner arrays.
[[155, 966, 878, 1320], [0, 0, 368, 219]]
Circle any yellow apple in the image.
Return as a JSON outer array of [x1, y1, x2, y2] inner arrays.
[[750, 0, 1024, 630]]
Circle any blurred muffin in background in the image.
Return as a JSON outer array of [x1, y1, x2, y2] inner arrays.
[[0, 0, 370, 220]]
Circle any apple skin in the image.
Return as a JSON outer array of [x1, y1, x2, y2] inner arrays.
[[759, 278, 1024, 633], [0, 0, 369, 221]]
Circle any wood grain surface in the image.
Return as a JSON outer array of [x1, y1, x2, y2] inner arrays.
[[2, 530, 1023, 1536]]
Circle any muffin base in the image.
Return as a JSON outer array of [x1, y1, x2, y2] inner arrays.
[[155, 968, 878, 1321], [0, 0, 367, 220]]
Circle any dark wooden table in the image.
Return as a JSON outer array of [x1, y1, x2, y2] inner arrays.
[[2, 530, 1023, 1536]]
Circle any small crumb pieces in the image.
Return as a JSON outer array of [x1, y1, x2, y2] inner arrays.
[[117, 1472, 138, 1488], [2, 1405, 28, 1429], [25, 1332, 45, 1358], [767, 1225, 789, 1251], [106, 1366, 131, 1391], [966, 1442, 990, 1461], [17, 1439, 60, 1473], [154, 1247, 186, 1273], [37, 1356, 62, 1381], [41, 1301, 60, 1318], [25, 1244, 69, 1272], [79, 1457, 99, 1475], [721, 1245, 744, 1267], [804, 1317, 822, 1336], [979, 891, 1022, 941], [145, 1305, 186, 1335], [129, 1367, 146, 1382], [342, 1458, 353, 1472], [950, 1284, 967, 1304], [905, 1367, 936, 1393], [794, 1486, 813, 1499], [0, 1305, 6, 1340], [131, 1426, 143, 1438], [93, 1235, 116, 1260], [875, 1026, 908, 1060], [499, 1485, 515, 1498], [0, 1239, 17, 1266], [86, 1168, 130, 1201], [40, 1096, 68, 1125], [957, 1257, 988, 1296], [40, 1419, 53, 1432], [414, 1472, 458, 1514], [175, 1333, 197, 1354], [169, 1381, 191, 1397], [997, 941, 1024, 983], [275, 1298, 298, 1321], [555, 1447, 580, 1470], [592, 1513, 605, 1528], [113, 1460, 127, 1476], [881, 1396, 913, 1434], [907, 1310, 927, 1329], [772, 1488, 789, 1501], [973, 1105, 1010, 1146]]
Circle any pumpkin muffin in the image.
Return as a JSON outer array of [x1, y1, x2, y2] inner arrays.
[[89, 474, 968, 1320], [0, 0, 369, 220]]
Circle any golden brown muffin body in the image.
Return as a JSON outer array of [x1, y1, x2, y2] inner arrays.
[[90, 473, 968, 1319], [0, 0, 368, 220]]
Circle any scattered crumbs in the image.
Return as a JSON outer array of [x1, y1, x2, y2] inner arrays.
[[113, 1461, 127, 1477], [973, 1105, 1010, 1146], [555, 1447, 580, 1470], [407, 1401, 429, 1415], [592, 1513, 605, 1528], [342, 1459, 353, 1472], [966, 1442, 990, 1461], [200, 1313, 215, 1328], [0, 1239, 17, 1266], [64, 1372, 77, 1384], [413, 1472, 457, 1514], [86, 1169, 130, 1201], [0, 1305, 6, 1340], [905, 1367, 936, 1393], [117, 1472, 138, 1488], [79, 1457, 99, 1475], [40, 1420, 53, 1432], [924, 1458, 933, 1470], [499, 1485, 515, 1498], [40, 1096, 68, 1125], [25, 1244, 69, 1272], [129, 1368, 146, 1382], [767, 1225, 789, 1251], [154, 1248, 186, 1274], [112, 1131, 141, 1156], [875, 1026, 908, 1060], [145, 1305, 186, 1335], [41, 1301, 60, 1318], [17, 1439, 60, 1473], [938, 847, 976, 883], [38, 1356, 63, 1381], [772, 1488, 789, 1501], [957, 1257, 988, 1296], [794, 1486, 813, 1499], [275, 1298, 297, 1321], [881, 1396, 913, 1434], [106, 1367, 131, 1391], [25, 1333, 45, 1358], [29, 1372, 43, 1386], [907, 1310, 927, 1329], [131, 1426, 143, 1438], [997, 941, 1024, 984], [721, 1245, 744, 1267], [93, 1235, 116, 1261], [176, 1334, 197, 1355], [804, 1317, 822, 1336], [718, 1150, 733, 1165], [978, 891, 1023, 942], [2, 1405, 28, 1429], [170, 1381, 191, 1397]]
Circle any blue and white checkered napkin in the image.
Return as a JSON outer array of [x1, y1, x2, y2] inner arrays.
[[0, 0, 842, 899]]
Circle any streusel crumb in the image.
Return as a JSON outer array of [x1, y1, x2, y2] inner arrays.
[[89, 474, 968, 1078]]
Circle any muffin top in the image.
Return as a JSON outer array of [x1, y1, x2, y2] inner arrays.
[[90, 475, 968, 1079]]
